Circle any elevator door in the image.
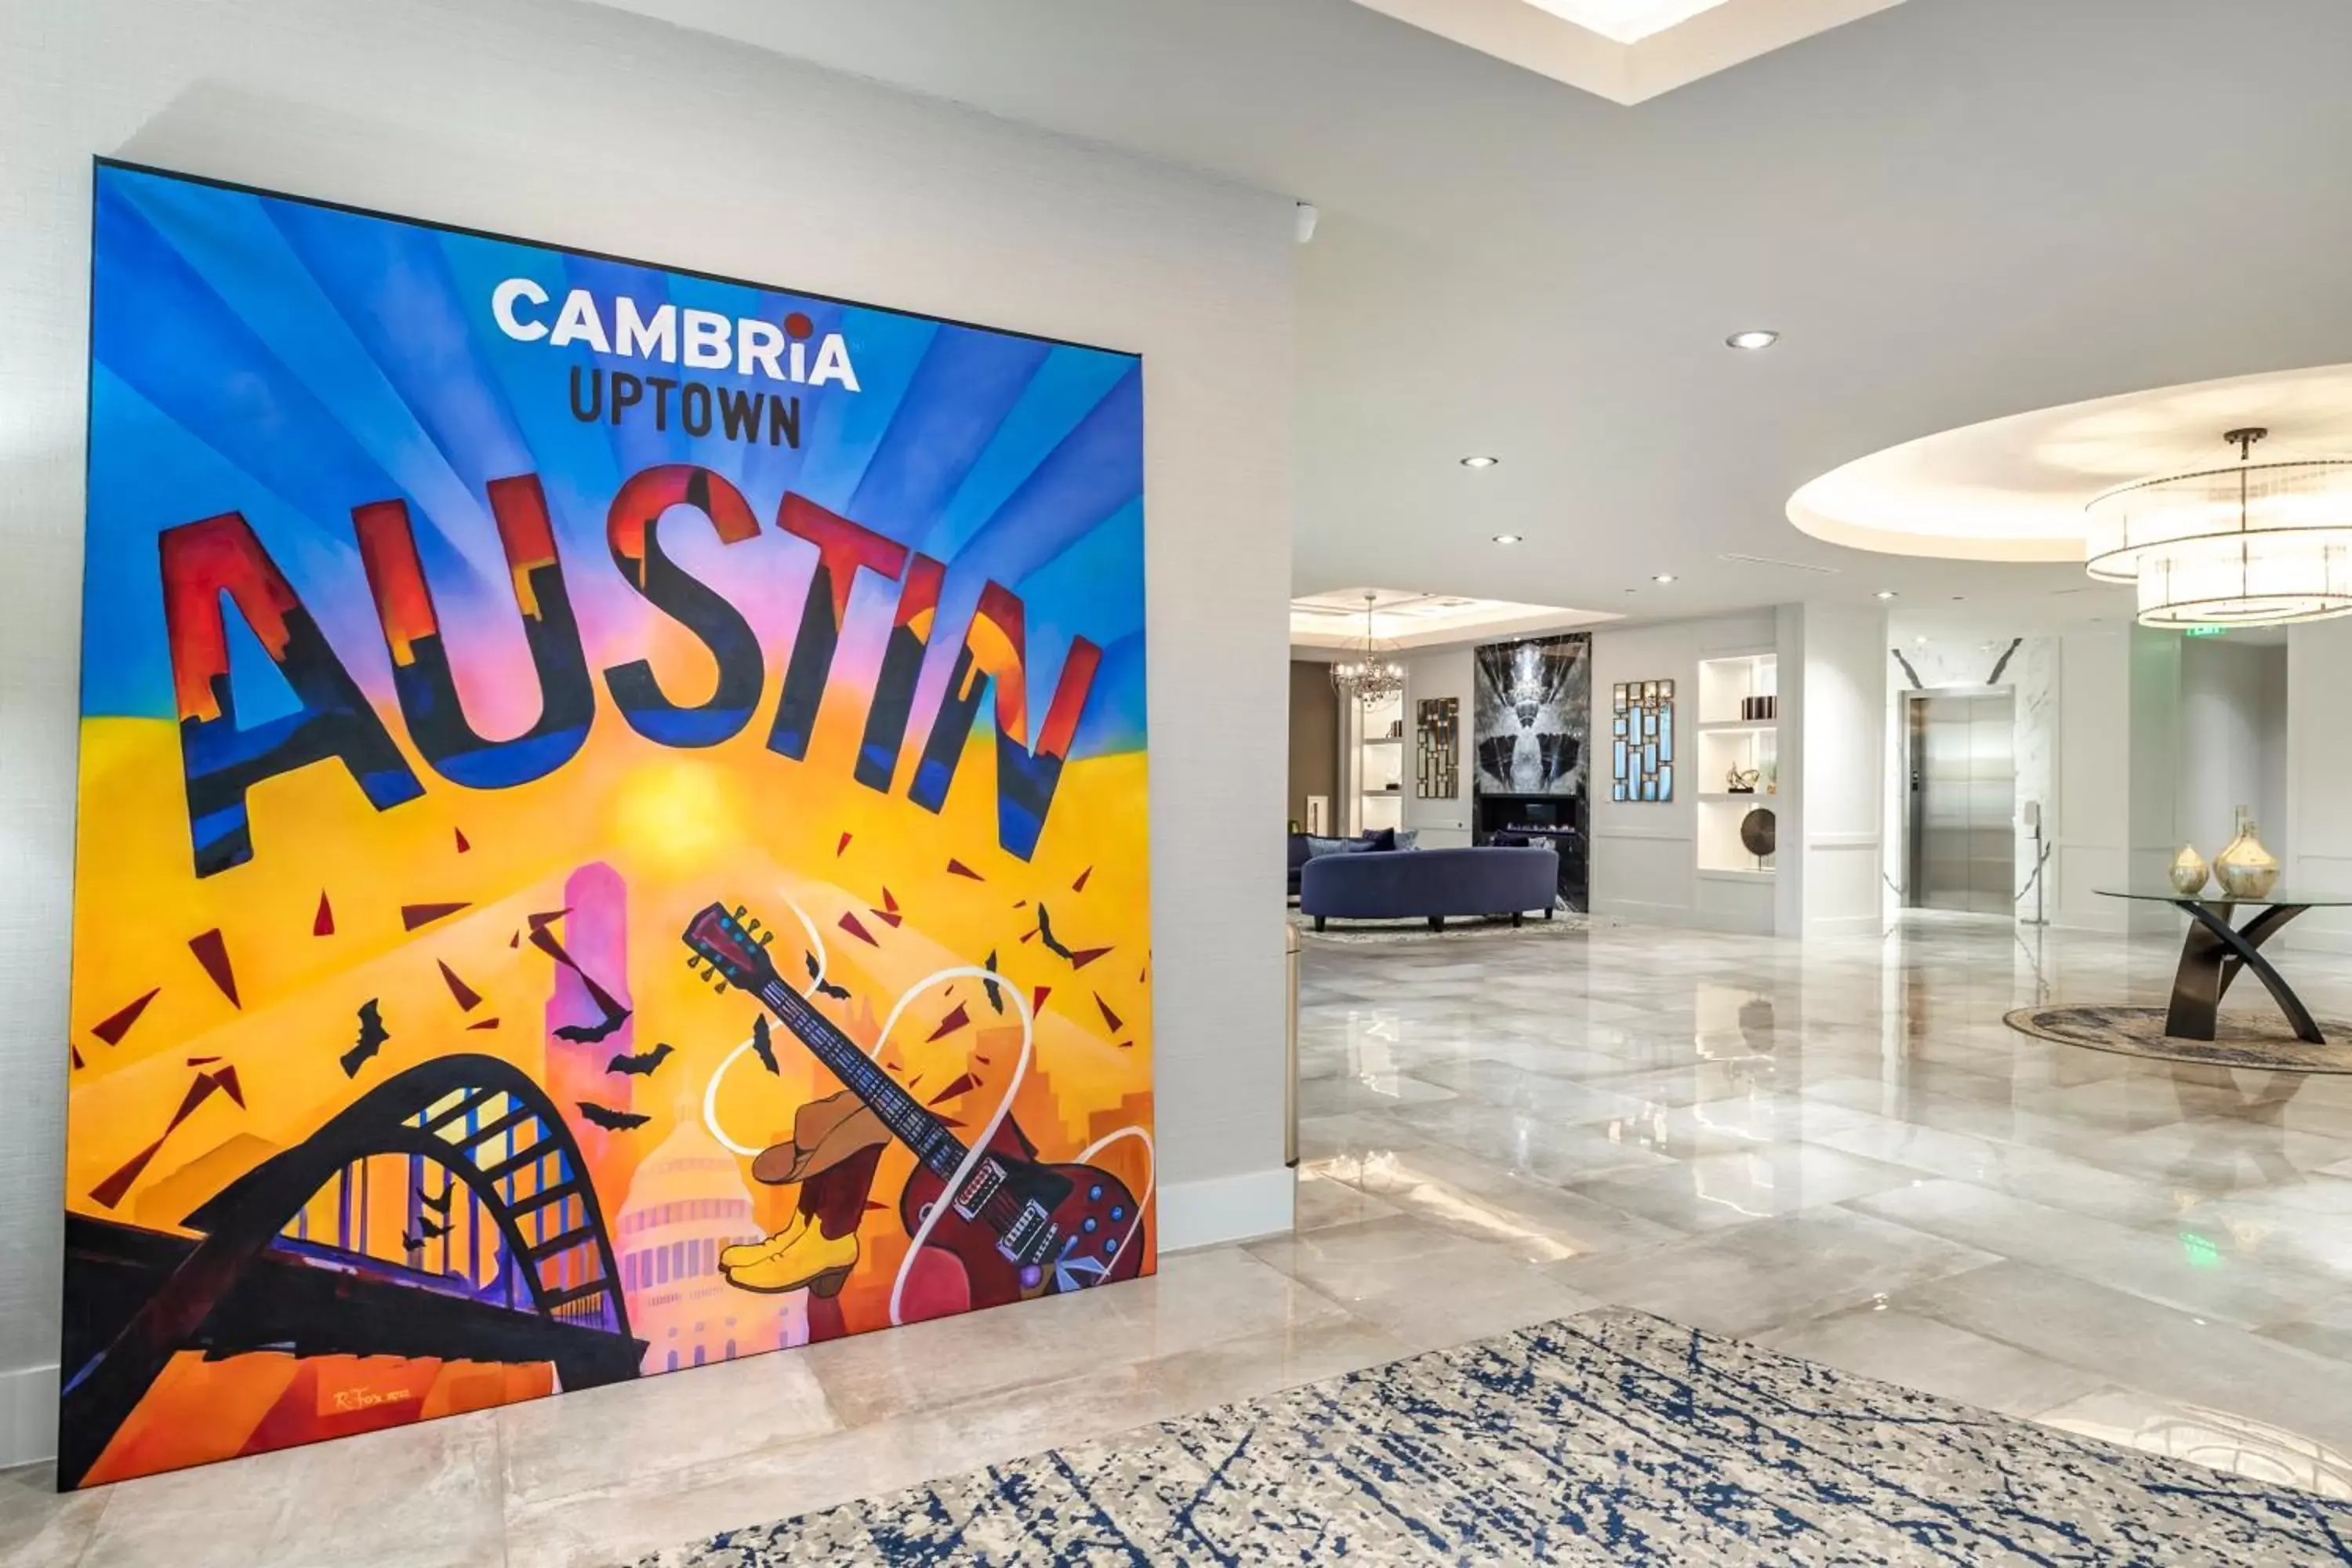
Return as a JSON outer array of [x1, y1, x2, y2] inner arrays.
[[1907, 694, 2016, 914]]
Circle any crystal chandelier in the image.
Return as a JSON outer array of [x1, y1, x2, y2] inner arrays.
[[1329, 592, 1406, 707], [2085, 426, 2352, 627]]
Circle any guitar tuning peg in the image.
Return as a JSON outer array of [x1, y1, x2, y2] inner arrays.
[[757, 931, 774, 946], [733, 904, 747, 920], [699, 968, 714, 984], [713, 980, 729, 996], [687, 956, 702, 971], [746, 917, 762, 932]]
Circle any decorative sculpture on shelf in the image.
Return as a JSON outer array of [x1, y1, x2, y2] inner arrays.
[[1740, 807, 1777, 860], [1726, 766, 1759, 795], [2214, 806, 2281, 899], [2168, 844, 2209, 896]]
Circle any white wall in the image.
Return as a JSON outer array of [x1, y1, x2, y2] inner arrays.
[[2051, 629, 2131, 931], [2179, 639, 2288, 868], [1588, 612, 1777, 932], [0, 0, 1295, 1463], [2287, 619, 2352, 952], [2125, 628, 2185, 931], [1403, 648, 1475, 847], [1588, 622, 1701, 926]]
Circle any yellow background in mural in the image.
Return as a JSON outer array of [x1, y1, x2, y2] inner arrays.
[[70, 699, 1153, 1481]]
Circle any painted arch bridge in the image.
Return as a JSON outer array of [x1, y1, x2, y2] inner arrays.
[[59, 1054, 643, 1488]]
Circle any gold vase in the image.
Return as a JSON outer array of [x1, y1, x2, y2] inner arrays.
[[2214, 808, 2280, 900], [2167, 844, 2209, 896]]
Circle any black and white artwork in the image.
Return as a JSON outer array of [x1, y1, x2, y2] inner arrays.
[[1472, 634, 1590, 795]]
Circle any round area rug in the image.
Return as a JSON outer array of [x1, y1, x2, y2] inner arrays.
[[2003, 1004, 2352, 1072], [1288, 909, 1610, 945]]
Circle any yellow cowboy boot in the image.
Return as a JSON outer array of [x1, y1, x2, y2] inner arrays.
[[719, 1214, 858, 1297]]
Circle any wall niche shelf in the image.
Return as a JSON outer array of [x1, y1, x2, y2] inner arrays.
[[1353, 689, 1406, 833], [1696, 651, 1779, 876]]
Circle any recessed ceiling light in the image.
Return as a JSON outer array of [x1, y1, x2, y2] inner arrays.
[[1875, 590, 1897, 600], [1491, 533, 1523, 545], [1652, 573, 1677, 583], [1914, 636, 1928, 646], [1726, 329, 1780, 350], [1460, 455, 1500, 469]]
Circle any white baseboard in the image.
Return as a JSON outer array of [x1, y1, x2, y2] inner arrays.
[[1590, 897, 1689, 925], [1, 1361, 58, 1468], [1806, 913, 1884, 938], [1156, 1166, 1294, 1253]]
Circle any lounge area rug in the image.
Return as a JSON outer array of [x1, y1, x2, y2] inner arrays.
[[2005, 1004, 2352, 1073], [636, 1308, 2352, 1566], [1287, 909, 1608, 944]]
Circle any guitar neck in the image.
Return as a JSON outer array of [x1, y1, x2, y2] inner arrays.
[[755, 978, 967, 1176]]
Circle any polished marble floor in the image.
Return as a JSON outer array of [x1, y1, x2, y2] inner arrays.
[[13, 912, 2352, 1565]]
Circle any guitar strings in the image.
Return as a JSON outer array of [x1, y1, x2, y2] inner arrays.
[[874, 963, 1036, 1326], [699, 895, 830, 1158]]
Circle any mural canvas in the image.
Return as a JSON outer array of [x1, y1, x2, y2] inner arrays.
[[61, 162, 1154, 1487], [1472, 634, 1591, 796]]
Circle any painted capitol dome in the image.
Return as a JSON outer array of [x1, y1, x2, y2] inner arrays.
[[612, 1113, 804, 1374]]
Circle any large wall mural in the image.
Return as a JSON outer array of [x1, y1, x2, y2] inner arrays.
[[61, 162, 1154, 1486], [1472, 634, 1591, 796]]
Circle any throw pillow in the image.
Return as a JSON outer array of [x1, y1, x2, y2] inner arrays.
[[1393, 829, 1420, 851], [1302, 835, 1356, 859], [1365, 828, 1398, 852]]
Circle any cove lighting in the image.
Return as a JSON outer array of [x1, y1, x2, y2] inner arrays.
[[1460, 455, 1501, 469], [1875, 590, 1898, 600], [1492, 533, 1524, 545], [1652, 573, 1677, 583], [1726, 329, 1780, 350]]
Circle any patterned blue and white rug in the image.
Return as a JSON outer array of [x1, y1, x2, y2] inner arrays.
[[638, 1308, 2352, 1565]]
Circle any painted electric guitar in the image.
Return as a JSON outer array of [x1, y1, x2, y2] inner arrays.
[[681, 902, 1145, 1307]]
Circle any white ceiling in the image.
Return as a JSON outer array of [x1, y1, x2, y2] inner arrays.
[[1290, 587, 1616, 649], [589, 0, 2352, 635]]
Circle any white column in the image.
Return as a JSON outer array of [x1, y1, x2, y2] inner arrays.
[[1402, 648, 1475, 847], [1791, 604, 1889, 938]]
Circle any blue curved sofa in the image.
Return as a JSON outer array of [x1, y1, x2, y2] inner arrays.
[[1300, 844, 1559, 931]]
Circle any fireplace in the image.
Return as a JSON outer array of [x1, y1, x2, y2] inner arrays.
[[1476, 790, 1588, 912]]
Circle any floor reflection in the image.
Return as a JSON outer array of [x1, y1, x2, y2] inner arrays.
[[1295, 909, 2352, 1488]]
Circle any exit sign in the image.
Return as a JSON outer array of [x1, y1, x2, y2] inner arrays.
[[2183, 626, 2229, 638]]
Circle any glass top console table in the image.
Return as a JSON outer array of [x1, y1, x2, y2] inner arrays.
[[2094, 888, 2352, 1045]]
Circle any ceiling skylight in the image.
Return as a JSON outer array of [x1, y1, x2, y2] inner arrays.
[[1347, 0, 1905, 106], [1517, 0, 1733, 45]]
